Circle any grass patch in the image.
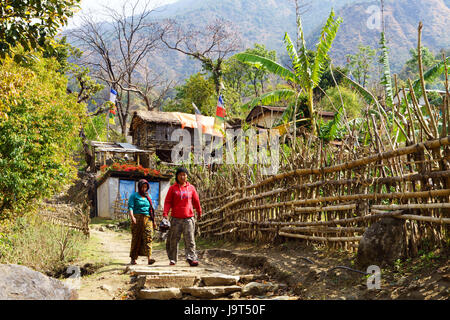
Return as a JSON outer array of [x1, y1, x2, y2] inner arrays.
[[0, 213, 88, 277], [90, 217, 116, 225], [76, 232, 114, 266]]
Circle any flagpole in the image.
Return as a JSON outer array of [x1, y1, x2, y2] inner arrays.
[[107, 88, 118, 142], [106, 108, 110, 142]]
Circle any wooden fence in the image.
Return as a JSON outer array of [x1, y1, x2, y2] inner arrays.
[[197, 136, 450, 255], [40, 202, 90, 236]]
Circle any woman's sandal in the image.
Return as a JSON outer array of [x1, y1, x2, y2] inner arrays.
[[148, 258, 156, 265], [130, 260, 137, 265]]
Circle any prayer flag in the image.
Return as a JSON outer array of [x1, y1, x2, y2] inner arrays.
[[214, 95, 225, 131], [109, 88, 118, 104]]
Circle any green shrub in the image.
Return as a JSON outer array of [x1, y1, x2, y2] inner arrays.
[[0, 213, 87, 276]]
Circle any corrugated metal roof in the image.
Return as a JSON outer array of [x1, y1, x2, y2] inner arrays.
[[117, 142, 139, 150], [90, 141, 151, 153]]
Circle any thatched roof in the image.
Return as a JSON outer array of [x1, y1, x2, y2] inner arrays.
[[132, 110, 181, 125], [129, 110, 225, 137]]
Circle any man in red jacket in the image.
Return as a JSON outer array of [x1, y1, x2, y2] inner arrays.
[[163, 167, 202, 266]]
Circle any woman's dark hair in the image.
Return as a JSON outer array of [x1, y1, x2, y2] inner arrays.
[[175, 167, 189, 183], [137, 179, 150, 197]]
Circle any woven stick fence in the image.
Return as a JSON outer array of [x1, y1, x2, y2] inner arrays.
[[195, 136, 450, 255], [39, 202, 90, 236]]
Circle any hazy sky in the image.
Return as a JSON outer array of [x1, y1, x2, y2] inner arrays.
[[66, 0, 179, 29]]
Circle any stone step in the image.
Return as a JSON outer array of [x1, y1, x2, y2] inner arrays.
[[180, 286, 242, 299], [130, 269, 178, 276], [200, 273, 240, 286], [138, 274, 200, 288], [238, 274, 270, 283], [138, 288, 182, 300], [126, 265, 207, 276]]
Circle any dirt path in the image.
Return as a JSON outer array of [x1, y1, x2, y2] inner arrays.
[[71, 224, 449, 300], [74, 226, 229, 300]]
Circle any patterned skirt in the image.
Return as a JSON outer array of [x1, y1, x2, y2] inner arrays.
[[130, 214, 153, 259]]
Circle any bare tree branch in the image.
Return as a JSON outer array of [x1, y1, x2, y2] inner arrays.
[[68, 0, 172, 135], [159, 17, 242, 94]]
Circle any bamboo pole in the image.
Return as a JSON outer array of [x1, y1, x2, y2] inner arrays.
[[371, 203, 450, 210], [408, 79, 434, 139], [417, 22, 439, 137], [393, 214, 450, 224], [221, 136, 450, 194], [280, 226, 365, 233], [278, 232, 362, 242], [294, 204, 357, 213], [229, 189, 450, 215], [230, 210, 404, 227], [207, 170, 450, 215]]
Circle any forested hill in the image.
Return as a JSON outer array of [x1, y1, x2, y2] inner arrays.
[[310, 0, 450, 72], [67, 0, 450, 79]]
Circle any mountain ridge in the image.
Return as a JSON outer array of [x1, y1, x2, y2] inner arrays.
[[67, 0, 450, 80]]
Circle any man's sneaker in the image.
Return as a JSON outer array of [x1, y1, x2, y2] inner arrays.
[[169, 260, 176, 266], [187, 259, 199, 267]]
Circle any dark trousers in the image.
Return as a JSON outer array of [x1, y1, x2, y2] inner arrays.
[[166, 217, 197, 262]]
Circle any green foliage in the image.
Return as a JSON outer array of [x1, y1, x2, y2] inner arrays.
[[44, 37, 104, 108], [345, 44, 377, 87], [0, 49, 86, 216], [235, 9, 342, 135], [318, 86, 364, 119], [223, 43, 277, 99], [163, 73, 216, 115], [0, 0, 81, 60], [318, 107, 345, 142], [411, 57, 450, 100], [85, 114, 107, 141], [379, 32, 394, 106], [399, 47, 438, 81], [0, 213, 86, 275]]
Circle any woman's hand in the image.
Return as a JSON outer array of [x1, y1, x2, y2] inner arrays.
[[131, 215, 137, 225]]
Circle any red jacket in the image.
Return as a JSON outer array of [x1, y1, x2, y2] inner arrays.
[[163, 182, 202, 219]]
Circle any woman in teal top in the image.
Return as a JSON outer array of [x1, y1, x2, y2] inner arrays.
[[128, 179, 156, 265]]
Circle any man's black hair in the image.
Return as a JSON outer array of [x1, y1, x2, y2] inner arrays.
[[175, 167, 189, 183]]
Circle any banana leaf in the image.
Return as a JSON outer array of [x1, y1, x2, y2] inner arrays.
[[294, 14, 311, 89], [240, 89, 296, 111], [311, 9, 343, 88], [233, 53, 297, 84], [411, 57, 450, 99], [283, 33, 301, 74]]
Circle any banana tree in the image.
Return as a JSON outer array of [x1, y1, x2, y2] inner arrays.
[[234, 9, 342, 136]]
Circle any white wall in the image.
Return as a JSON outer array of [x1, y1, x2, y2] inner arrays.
[[97, 179, 109, 218], [97, 177, 119, 218], [159, 180, 171, 211]]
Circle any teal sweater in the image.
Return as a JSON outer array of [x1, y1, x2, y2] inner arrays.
[[128, 192, 153, 215]]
